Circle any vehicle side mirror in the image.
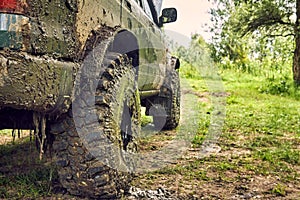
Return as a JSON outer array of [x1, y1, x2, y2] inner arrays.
[[159, 8, 177, 27]]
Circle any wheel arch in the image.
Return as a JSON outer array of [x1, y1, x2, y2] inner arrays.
[[109, 29, 140, 69], [81, 26, 140, 69], [171, 56, 180, 70]]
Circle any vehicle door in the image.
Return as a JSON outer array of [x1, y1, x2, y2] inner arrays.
[[120, 0, 166, 91]]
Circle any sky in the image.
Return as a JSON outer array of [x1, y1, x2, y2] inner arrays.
[[161, 0, 214, 46]]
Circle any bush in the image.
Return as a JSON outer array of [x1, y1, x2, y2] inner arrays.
[[259, 75, 291, 96], [179, 61, 201, 79]]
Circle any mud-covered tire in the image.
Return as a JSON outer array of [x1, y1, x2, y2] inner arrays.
[[152, 70, 180, 130], [50, 52, 140, 199]]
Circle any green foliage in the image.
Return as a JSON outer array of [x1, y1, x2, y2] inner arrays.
[[259, 75, 291, 95], [0, 130, 11, 136], [233, 1, 294, 36], [141, 115, 152, 127], [179, 61, 201, 79], [174, 34, 212, 71], [209, 0, 300, 85]]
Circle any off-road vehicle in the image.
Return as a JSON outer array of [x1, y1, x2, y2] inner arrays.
[[0, 0, 180, 198]]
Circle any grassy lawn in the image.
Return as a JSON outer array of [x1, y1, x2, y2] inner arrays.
[[132, 66, 300, 199]]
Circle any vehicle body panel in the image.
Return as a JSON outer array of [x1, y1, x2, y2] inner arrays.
[[0, 0, 177, 121]]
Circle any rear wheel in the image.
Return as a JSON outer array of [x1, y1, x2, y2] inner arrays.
[[51, 52, 140, 198], [152, 70, 180, 130]]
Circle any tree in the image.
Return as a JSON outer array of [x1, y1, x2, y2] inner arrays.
[[173, 33, 210, 66], [294, 0, 300, 85], [210, 0, 300, 85]]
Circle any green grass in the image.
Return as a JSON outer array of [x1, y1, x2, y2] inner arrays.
[[220, 69, 299, 136], [0, 167, 55, 198], [133, 63, 300, 198], [0, 130, 12, 136], [0, 138, 58, 199], [188, 62, 299, 155], [219, 69, 299, 179]]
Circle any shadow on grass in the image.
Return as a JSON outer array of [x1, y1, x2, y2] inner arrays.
[[0, 137, 63, 199]]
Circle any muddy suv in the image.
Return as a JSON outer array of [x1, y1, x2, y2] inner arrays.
[[0, 0, 180, 198]]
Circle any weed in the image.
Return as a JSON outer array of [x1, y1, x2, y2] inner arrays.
[[141, 114, 152, 127], [271, 183, 287, 196]]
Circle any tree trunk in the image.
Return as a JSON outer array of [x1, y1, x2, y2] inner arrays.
[[294, 36, 300, 86], [293, 0, 300, 86]]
